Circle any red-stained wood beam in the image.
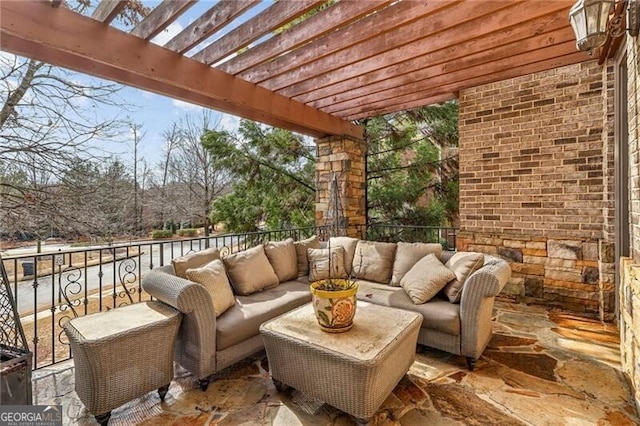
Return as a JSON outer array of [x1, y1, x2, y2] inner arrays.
[[91, 0, 126, 24], [192, 0, 325, 66], [164, 0, 259, 54], [353, 93, 458, 121], [238, 0, 459, 85], [218, 0, 392, 75], [130, 0, 195, 41], [333, 41, 578, 116], [0, 1, 362, 139], [291, 3, 573, 104], [319, 29, 576, 112], [343, 52, 586, 120], [262, 0, 517, 93]]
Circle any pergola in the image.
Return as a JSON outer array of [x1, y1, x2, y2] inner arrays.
[[0, 0, 603, 141]]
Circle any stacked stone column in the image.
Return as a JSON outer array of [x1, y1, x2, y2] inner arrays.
[[315, 135, 366, 238]]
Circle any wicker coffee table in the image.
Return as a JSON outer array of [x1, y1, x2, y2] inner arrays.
[[260, 301, 421, 422]]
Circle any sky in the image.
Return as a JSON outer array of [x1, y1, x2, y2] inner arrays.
[[8, 0, 276, 169], [102, 1, 274, 167]]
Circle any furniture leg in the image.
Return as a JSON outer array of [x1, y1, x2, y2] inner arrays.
[[199, 378, 210, 391], [273, 379, 291, 392], [95, 411, 111, 426], [466, 357, 476, 371], [158, 384, 170, 401]]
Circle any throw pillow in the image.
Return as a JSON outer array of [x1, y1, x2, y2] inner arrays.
[[328, 236, 358, 275], [390, 242, 443, 287], [294, 235, 321, 277], [185, 259, 235, 317], [264, 238, 298, 282], [351, 240, 397, 284], [172, 247, 220, 279], [442, 252, 485, 303], [308, 246, 347, 281], [223, 245, 279, 296], [400, 253, 456, 304]]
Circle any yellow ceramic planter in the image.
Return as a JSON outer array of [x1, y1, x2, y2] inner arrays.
[[309, 279, 358, 333]]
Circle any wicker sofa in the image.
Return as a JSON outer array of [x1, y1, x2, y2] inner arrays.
[[141, 236, 511, 390]]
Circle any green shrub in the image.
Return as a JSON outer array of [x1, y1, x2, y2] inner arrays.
[[176, 228, 198, 237], [151, 229, 174, 239]]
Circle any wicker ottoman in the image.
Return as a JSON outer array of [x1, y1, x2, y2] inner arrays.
[[63, 301, 181, 425], [260, 301, 421, 422]]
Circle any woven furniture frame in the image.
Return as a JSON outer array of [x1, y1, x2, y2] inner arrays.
[[63, 301, 181, 421], [260, 302, 421, 421]]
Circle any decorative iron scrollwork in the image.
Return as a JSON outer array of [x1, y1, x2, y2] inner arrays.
[[56, 266, 82, 346], [117, 258, 138, 306], [58, 266, 82, 319], [219, 246, 231, 258]]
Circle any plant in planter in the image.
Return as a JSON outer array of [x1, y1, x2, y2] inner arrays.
[[308, 245, 359, 333]]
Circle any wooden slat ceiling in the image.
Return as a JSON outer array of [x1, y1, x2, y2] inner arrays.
[[0, 0, 589, 139]]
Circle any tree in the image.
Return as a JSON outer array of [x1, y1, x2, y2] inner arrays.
[[203, 120, 316, 233], [0, 2, 148, 240], [128, 122, 145, 234], [360, 101, 459, 227], [145, 112, 231, 235], [172, 112, 230, 235], [145, 122, 182, 230]]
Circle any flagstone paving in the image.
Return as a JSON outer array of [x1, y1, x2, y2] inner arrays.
[[32, 301, 639, 425]]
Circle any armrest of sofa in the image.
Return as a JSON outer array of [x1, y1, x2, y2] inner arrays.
[[459, 256, 511, 359], [142, 265, 218, 379]]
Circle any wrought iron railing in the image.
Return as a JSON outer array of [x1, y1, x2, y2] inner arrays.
[[362, 223, 457, 250], [1, 224, 455, 369]]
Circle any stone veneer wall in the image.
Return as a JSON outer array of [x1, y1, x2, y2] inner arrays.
[[458, 60, 615, 320], [315, 135, 366, 238], [620, 37, 640, 412]]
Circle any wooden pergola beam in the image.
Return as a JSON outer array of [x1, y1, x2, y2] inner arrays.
[[291, 5, 572, 104], [192, 0, 325, 66], [238, 0, 457, 85], [0, 1, 362, 140], [339, 45, 579, 117], [351, 94, 458, 121], [91, 0, 126, 24], [130, 0, 196, 41], [164, 0, 259, 54], [219, 0, 392, 75], [323, 36, 577, 114], [262, 0, 516, 93], [344, 52, 586, 120]]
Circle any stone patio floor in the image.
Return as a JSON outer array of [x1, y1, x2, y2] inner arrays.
[[33, 301, 639, 425]]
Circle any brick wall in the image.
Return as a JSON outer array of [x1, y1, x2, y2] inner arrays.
[[458, 60, 615, 319]]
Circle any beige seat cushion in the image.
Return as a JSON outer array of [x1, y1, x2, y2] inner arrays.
[[223, 245, 279, 296], [442, 252, 485, 303], [401, 254, 456, 304], [355, 281, 461, 335], [308, 246, 347, 281], [329, 236, 359, 275], [264, 238, 298, 282], [186, 259, 235, 317], [216, 281, 312, 350], [171, 247, 220, 279], [390, 242, 443, 286], [294, 235, 321, 276], [351, 240, 397, 284]]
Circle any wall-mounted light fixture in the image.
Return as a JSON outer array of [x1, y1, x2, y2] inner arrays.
[[569, 0, 640, 53]]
